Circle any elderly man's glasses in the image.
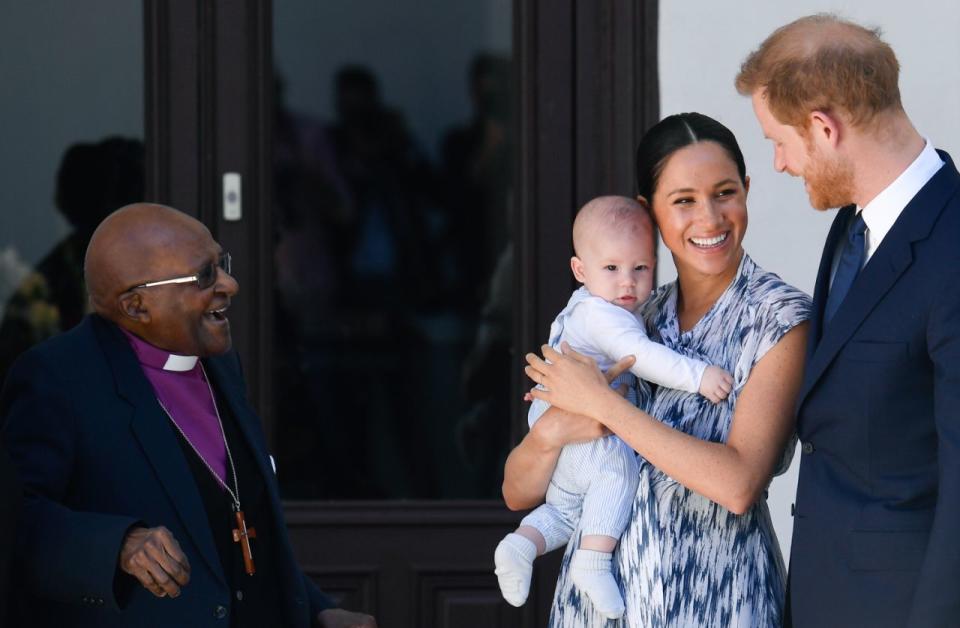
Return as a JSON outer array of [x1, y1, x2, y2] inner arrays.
[[131, 253, 232, 290]]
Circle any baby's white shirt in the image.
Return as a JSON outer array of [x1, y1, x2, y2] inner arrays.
[[528, 287, 706, 428]]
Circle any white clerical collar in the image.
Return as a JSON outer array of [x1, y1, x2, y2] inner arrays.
[[162, 354, 199, 372], [121, 326, 200, 372], [859, 139, 943, 256]]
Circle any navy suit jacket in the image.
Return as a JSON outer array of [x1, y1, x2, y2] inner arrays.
[[0, 315, 333, 627], [789, 150, 960, 627], [0, 445, 19, 623]]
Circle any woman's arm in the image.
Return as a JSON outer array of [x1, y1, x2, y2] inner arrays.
[[526, 322, 808, 514], [501, 407, 607, 510], [502, 354, 635, 510]]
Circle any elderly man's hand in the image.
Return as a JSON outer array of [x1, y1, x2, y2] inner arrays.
[[317, 608, 378, 628], [119, 526, 191, 598]]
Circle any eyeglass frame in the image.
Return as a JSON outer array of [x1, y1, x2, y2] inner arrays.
[[128, 252, 232, 290]]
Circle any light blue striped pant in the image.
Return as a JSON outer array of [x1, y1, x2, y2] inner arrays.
[[521, 434, 640, 552]]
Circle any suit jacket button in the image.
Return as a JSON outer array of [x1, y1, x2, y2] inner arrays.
[[801, 441, 815, 455], [214, 605, 228, 619], [790, 503, 796, 517]]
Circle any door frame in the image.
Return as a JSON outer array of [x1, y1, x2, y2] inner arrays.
[[144, 0, 274, 418], [143, 0, 658, 623]]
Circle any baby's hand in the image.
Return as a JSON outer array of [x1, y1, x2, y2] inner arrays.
[[699, 365, 733, 404]]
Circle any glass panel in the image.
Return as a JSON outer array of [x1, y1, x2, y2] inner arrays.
[[273, 0, 515, 499], [0, 1, 144, 385]]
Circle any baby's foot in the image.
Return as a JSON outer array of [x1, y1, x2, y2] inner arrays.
[[570, 549, 625, 619], [494, 533, 537, 607]]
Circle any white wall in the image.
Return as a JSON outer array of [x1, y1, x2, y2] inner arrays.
[[659, 1, 960, 560]]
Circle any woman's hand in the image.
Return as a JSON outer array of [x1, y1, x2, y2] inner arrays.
[[525, 343, 631, 421], [502, 405, 608, 510], [528, 406, 608, 451], [503, 347, 636, 511]]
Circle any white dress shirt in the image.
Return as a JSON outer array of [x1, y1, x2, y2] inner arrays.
[[860, 139, 943, 263], [830, 139, 943, 286]]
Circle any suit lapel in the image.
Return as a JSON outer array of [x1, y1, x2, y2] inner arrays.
[[91, 317, 225, 586], [798, 152, 960, 406], [202, 356, 283, 512], [202, 356, 307, 594]]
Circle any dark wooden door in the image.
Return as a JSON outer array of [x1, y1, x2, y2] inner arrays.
[[145, 1, 658, 625]]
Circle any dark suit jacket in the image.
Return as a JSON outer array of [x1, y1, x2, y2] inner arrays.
[[0, 445, 20, 624], [789, 150, 960, 627], [0, 315, 333, 627]]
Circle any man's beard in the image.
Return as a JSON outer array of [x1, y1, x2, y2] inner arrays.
[[803, 142, 856, 211]]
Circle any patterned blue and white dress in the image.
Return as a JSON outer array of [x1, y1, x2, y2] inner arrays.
[[549, 254, 811, 628]]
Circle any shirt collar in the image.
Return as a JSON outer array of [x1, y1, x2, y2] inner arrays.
[[121, 327, 199, 372], [858, 139, 944, 242]]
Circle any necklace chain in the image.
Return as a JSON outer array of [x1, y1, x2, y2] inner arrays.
[[156, 363, 241, 511]]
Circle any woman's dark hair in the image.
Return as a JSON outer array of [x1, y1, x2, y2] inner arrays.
[[635, 112, 747, 201]]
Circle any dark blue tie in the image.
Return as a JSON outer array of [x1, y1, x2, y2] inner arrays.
[[824, 212, 867, 324]]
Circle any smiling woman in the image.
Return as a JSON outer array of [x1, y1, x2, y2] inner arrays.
[[637, 114, 750, 330], [652, 160, 746, 330], [503, 112, 812, 626]]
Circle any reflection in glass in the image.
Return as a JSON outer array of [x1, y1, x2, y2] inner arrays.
[[0, 139, 144, 383], [273, 1, 514, 499], [0, 2, 144, 386]]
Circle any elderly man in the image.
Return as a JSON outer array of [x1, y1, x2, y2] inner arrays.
[[737, 15, 960, 628], [0, 204, 375, 628]]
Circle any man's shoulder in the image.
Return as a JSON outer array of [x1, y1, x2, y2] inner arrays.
[[18, 316, 101, 363], [915, 152, 960, 230], [914, 168, 960, 259], [6, 316, 109, 388], [934, 172, 960, 219]]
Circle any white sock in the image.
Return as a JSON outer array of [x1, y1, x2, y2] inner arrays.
[[570, 548, 624, 619], [494, 533, 538, 607]]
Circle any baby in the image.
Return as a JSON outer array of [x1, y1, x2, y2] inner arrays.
[[494, 196, 733, 618]]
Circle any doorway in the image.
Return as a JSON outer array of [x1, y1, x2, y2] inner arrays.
[[1, 1, 658, 625]]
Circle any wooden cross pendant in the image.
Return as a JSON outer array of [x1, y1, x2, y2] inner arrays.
[[232, 510, 257, 575]]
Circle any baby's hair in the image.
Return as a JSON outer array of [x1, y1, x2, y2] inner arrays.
[[572, 195, 652, 257]]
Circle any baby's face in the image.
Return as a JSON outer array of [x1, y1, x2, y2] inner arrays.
[[572, 228, 655, 312]]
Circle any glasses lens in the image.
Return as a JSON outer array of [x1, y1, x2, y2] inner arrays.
[[197, 261, 216, 289], [197, 253, 230, 289]]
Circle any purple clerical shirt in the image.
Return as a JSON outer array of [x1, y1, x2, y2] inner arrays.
[[122, 329, 228, 488]]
